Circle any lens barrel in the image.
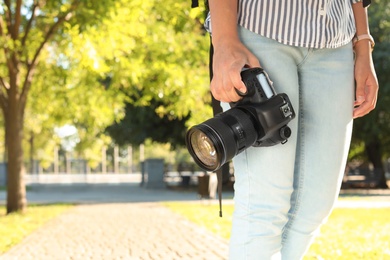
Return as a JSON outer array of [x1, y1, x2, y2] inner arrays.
[[185, 108, 259, 172], [186, 68, 295, 172]]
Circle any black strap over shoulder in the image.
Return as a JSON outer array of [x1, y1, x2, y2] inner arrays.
[[191, 0, 209, 11], [363, 0, 371, 7], [191, 0, 199, 8]]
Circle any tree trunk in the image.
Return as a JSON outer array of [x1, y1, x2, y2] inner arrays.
[[54, 146, 59, 174], [365, 139, 389, 189], [101, 146, 107, 174], [29, 132, 34, 174], [65, 152, 71, 174], [127, 146, 132, 173], [6, 102, 27, 214], [114, 145, 119, 174]]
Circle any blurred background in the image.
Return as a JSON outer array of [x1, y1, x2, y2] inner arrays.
[[0, 0, 389, 214]]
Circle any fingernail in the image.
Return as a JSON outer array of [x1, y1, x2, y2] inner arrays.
[[239, 88, 247, 94]]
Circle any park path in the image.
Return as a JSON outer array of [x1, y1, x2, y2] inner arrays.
[[1, 202, 229, 260], [1, 183, 390, 260]]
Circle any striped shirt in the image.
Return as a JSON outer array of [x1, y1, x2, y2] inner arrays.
[[206, 0, 363, 49]]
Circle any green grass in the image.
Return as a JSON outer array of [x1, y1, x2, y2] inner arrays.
[[0, 204, 72, 254], [165, 201, 235, 239], [0, 186, 32, 191], [305, 208, 390, 259], [165, 200, 390, 260]]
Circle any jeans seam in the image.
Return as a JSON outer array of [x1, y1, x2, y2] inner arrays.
[[282, 79, 305, 244], [296, 48, 313, 68]]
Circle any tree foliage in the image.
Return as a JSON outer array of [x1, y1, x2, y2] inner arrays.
[[99, 0, 211, 124], [104, 0, 212, 147], [0, 0, 118, 213], [106, 97, 190, 147], [0, 0, 213, 213]]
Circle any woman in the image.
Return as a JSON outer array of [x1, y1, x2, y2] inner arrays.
[[207, 0, 378, 259]]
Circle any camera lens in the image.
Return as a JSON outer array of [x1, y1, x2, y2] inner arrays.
[[189, 129, 218, 168], [186, 108, 260, 171]]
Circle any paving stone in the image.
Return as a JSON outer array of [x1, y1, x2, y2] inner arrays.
[[0, 203, 229, 260]]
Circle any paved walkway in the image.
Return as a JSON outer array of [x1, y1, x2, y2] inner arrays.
[[0, 184, 230, 260], [1, 183, 390, 260], [1, 203, 228, 260]]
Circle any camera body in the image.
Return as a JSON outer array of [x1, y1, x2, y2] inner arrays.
[[235, 67, 295, 147], [185, 67, 296, 172]]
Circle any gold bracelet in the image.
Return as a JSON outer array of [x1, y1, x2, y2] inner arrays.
[[352, 34, 375, 51]]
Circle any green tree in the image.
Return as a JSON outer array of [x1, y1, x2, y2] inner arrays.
[[106, 97, 190, 147], [349, 0, 390, 188], [104, 0, 212, 148], [1, 0, 212, 214], [0, 0, 117, 214]]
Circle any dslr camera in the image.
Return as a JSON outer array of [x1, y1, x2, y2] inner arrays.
[[185, 67, 296, 172]]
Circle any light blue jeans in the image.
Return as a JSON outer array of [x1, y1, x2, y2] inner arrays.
[[224, 27, 354, 260]]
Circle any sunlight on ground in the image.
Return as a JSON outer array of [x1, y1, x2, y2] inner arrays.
[[0, 204, 72, 253], [165, 199, 390, 260]]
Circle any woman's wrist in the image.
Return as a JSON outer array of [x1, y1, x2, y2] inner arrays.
[[353, 34, 375, 52], [352, 2, 372, 54], [353, 40, 373, 59], [212, 34, 240, 49]]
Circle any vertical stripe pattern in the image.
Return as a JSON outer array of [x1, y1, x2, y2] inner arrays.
[[237, 0, 357, 48], [205, 0, 361, 49]]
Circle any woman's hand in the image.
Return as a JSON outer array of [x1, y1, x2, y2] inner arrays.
[[352, 3, 378, 118], [208, 0, 260, 103], [210, 38, 261, 103], [353, 42, 378, 118]]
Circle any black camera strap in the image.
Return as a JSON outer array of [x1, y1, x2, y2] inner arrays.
[[217, 169, 223, 217], [209, 41, 224, 217], [191, 0, 198, 8], [209, 39, 226, 218]]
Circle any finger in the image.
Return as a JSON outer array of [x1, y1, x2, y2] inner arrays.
[[231, 61, 247, 89], [247, 56, 261, 68], [354, 80, 378, 118], [222, 77, 242, 102], [219, 90, 241, 103], [210, 78, 224, 101], [226, 88, 242, 102], [353, 93, 376, 118], [230, 72, 247, 94], [365, 82, 378, 109], [211, 78, 241, 103], [354, 80, 366, 107], [210, 87, 222, 101], [353, 104, 367, 118], [354, 96, 365, 107], [353, 102, 374, 118]]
